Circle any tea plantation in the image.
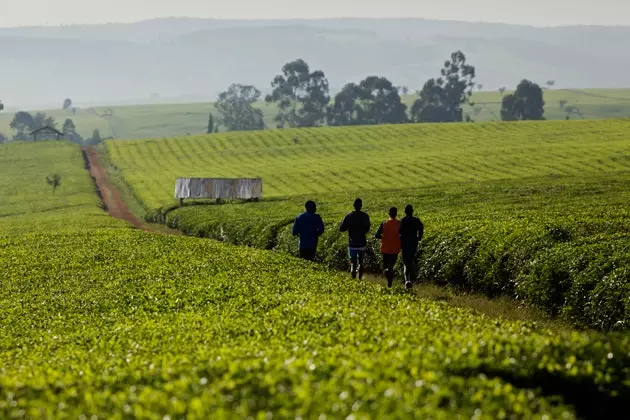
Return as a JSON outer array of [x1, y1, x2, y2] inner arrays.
[[2, 140, 629, 417], [105, 120, 630, 330]]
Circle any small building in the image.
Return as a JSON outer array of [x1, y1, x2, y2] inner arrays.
[[30, 126, 64, 142], [175, 177, 262, 205]]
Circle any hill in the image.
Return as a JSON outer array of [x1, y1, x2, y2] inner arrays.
[[105, 120, 630, 329], [1, 140, 629, 417], [2, 88, 630, 140], [1, 18, 630, 108]]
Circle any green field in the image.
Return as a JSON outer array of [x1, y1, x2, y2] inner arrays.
[[2, 141, 630, 417], [0, 142, 124, 234], [105, 120, 630, 330], [2, 88, 630, 140]]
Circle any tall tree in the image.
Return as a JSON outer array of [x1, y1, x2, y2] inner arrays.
[[216, 84, 265, 131], [356, 76, 408, 125], [207, 112, 215, 134], [90, 129, 102, 145], [327, 83, 361, 126], [500, 79, 545, 121], [62, 119, 76, 136], [265, 59, 330, 128], [327, 77, 407, 126], [62, 118, 82, 143], [10, 111, 35, 140], [410, 51, 476, 123], [0, 101, 4, 112], [63, 98, 72, 110]]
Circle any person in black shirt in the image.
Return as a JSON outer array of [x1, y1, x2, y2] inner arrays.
[[340, 198, 371, 279], [399, 204, 424, 289]]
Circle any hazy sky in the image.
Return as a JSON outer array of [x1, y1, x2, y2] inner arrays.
[[2, 0, 629, 27]]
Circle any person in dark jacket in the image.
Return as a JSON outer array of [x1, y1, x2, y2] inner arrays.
[[399, 204, 424, 289], [375, 207, 401, 287], [340, 198, 371, 279], [292, 200, 325, 261]]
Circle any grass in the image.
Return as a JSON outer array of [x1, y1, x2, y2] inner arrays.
[[104, 119, 630, 330], [1, 88, 630, 140]]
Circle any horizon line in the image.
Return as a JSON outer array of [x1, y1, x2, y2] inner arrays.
[[2, 15, 630, 30]]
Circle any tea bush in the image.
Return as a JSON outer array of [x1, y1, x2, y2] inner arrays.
[[1, 230, 629, 418]]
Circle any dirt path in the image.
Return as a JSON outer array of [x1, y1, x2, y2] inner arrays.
[[82, 147, 146, 230]]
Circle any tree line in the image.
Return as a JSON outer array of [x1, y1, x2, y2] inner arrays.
[[207, 51, 547, 133]]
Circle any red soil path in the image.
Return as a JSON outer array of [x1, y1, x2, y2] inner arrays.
[[82, 147, 146, 230]]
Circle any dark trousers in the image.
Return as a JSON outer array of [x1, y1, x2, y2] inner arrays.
[[402, 246, 418, 284], [299, 248, 316, 261], [382, 253, 398, 287]]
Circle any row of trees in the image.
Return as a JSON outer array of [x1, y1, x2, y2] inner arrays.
[[6, 111, 103, 144], [209, 51, 547, 132]]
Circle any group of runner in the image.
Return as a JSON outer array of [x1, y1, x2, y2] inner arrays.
[[292, 198, 424, 289]]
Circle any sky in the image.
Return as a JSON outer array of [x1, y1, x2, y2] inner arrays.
[[1, 0, 629, 27]]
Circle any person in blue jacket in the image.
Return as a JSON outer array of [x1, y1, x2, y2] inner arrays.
[[292, 200, 325, 261]]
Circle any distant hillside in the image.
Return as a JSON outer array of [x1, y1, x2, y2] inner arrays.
[[1, 18, 630, 109], [1, 88, 629, 141]]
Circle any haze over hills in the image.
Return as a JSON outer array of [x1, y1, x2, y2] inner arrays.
[[1, 17, 629, 109]]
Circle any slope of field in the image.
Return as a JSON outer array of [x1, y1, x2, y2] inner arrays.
[[2, 143, 630, 417], [105, 120, 630, 329], [107, 119, 630, 207], [0, 141, 124, 234], [2, 88, 630, 140]]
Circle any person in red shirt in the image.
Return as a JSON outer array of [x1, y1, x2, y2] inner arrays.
[[375, 207, 402, 287]]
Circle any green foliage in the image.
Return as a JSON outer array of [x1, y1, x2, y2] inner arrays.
[[45, 173, 62, 194], [411, 51, 476, 122], [0, 141, 123, 234], [265, 59, 330, 128], [1, 229, 630, 417], [501, 80, 545, 121], [106, 119, 630, 329], [62, 98, 72, 110], [327, 77, 407, 126], [1, 89, 630, 140], [216, 84, 265, 131], [206, 111, 215, 134], [9, 111, 57, 141], [2, 130, 630, 417]]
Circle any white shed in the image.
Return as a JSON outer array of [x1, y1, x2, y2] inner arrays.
[[175, 178, 262, 204]]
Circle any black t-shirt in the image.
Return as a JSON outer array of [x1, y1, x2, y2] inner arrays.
[[400, 216, 424, 248], [340, 210, 371, 248]]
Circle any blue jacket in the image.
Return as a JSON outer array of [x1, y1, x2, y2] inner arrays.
[[292, 211, 325, 249]]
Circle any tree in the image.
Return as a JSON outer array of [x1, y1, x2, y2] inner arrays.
[[564, 105, 584, 120], [410, 51, 476, 123], [327, 83, 361, 126], [500, 79, 545, 121], [326, 77, 407, 126], [265, 59, 330, 128], [559, 100, 568, 109], [216, 84, 265, 131], [500, 94, 518, 121], [0, 101, 4, 112], [61, 118, 82, 143], [207, 112, 215, 134], [63, 98, 72, 110], [91, 129, 102, 144], [10, 111, 35, 140], [545, 80, 555, 89], [46, 174, 62, 194], [498, 86, 507, 96], [62, 119, 76, 136], [0, 132, 7, 144]]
